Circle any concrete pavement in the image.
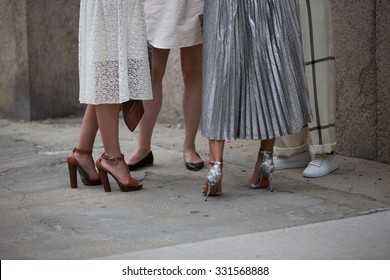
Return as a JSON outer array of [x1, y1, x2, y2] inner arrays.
[[0, 117, 389, 260]]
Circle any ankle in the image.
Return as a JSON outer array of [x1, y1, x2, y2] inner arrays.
[[133, 148, 151, 158], [259, 148, 273, 155], [73, 147, 93, 155], [71, 148, 94, 164], [99, 152, 124, 164], [208, 160, 223, 166]]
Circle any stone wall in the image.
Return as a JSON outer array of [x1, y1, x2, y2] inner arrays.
[[376, 0, 390, 163], [26, 0, 82, 119], [332, 0, 390, 163], [0, 0, 30, 120], [0, 0, 389, 163], [0, 0, 82, 120]]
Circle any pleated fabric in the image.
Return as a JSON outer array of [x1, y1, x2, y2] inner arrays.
[[79, 0, 152, 104], [201, 0, 312, 140]]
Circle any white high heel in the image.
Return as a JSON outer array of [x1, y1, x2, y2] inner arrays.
[[202, 161, 223, 201], [248, 149, 275, 192]]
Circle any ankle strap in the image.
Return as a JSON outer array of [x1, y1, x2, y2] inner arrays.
[[73, 147, 93, 155], [209, 160, 223, 166], [99, 152, 124, 163], [259, 149, 273, 155]]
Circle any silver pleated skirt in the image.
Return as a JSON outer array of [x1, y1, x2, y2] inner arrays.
[[201, 0, 312, 140]]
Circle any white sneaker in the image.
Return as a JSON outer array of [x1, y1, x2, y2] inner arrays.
[[303, 154, 338, 178], [274, 151, 311, 170]]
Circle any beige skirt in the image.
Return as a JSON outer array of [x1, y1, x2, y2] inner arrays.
[[144, 0, 204, 49]]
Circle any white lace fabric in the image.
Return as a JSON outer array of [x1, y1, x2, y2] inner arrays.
[[79, 0, 152, 104]]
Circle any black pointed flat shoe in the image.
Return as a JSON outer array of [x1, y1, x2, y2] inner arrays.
[[127, 151, 154, 171], [184, 153, 204, 171]]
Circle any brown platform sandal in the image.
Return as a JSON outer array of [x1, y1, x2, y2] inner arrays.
[[67, 147, 102, 188], [96, 153, 143, 192]]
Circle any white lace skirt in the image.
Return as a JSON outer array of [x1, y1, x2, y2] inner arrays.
[[79, 0, 152, 104]]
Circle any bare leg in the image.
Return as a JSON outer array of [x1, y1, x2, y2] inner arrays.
[[76, 105, 99, 150], [250, 138, 275, 185], [208, 140, 225, 164], [72, 104, 100, 181], [127, 47, 170, 165], [181, 45, 203, 164], [96, 104, 138, 185]]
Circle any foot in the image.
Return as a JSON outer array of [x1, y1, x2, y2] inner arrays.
[[183, 150, 204, 171], [70, 149, 100, 182], [202, 161, 223, 199], [273, 151, 311, 170], [302, 153, 338, 178], [126, 150, 154, 171], [249, 150, 274, 189], [100, 154, 140, 186], [249, 156, 266, 187]]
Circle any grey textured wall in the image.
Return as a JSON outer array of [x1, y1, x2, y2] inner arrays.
[[0, 0, 30, 120], [376, 0, 390, 163], [26, 0, 82, 119], [333, 0, 390, 163], [0, 0, 83, 120], [333, 1, 377, 160], [0, 0, 389, 163]]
